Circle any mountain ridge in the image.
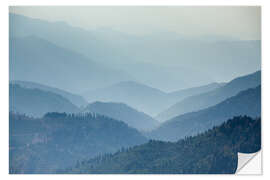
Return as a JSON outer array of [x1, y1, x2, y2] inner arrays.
[[84, 101, 159, 131], [149, 85, 261, 141], [10, 112, 147, 173], [156, 71, 261, 121], [11, 80, 88, 107], [9, 36, 134, 93], [83, 81, 225, 117], [10, 13, 261, 92], [9, 84, 79, 117], [64, 116, 261, 174]]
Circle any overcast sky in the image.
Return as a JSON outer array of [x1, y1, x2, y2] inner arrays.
[[10, 6, 260, 40]]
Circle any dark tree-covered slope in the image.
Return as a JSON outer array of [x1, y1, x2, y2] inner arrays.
[[11, 80, 88, 107], [65, 116, 261, 174], [9, 112, 147, 173], [84, 101, 159, 131], [150, 86, 261, 141], [9, 84, 79, 117], [157, 71, 261, 121]]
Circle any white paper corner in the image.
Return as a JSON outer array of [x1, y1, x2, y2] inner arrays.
[[236, 150, 262, 175]]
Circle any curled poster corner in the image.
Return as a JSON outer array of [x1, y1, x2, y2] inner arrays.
[[236, 150, 262, 175]]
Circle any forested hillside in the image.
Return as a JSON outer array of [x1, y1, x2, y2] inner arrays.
[[9, 11, 261, 175], [64, 116, 260, 174], [9, 112, 147, 173]]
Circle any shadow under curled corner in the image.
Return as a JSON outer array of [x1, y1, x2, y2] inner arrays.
[[236, 150, 262, 175]]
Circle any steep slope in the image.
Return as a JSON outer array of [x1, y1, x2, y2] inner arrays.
[[65, 116, 261, 174], [11, 80, 88, 107], [84, 101, 159, 131], [168, 82, 225, 100], [150, 86, 261, 141], [9, 84, 79, 117], [157, 71, 261, 121], [83, 81, 170, 116], [9, 112, 147, 173], [9, 36, 133, 93]]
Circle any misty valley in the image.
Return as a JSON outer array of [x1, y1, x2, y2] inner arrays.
[[9, 12, 261, 174]]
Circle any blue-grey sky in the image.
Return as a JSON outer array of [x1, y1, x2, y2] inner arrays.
[[10, 6, 261, 40]]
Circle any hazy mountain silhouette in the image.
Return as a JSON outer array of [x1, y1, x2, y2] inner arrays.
[[10, 112, 147, 173], [9, 12, 261, 175], [117, 62, 215, 92], [167, 82, 225, 105], [9, 13, 213, 92], [10, 13, 260, 92], [83, 81, 170, 116], [9, 13, 126, 66], [150, 85, 261, 141], [65, 116, 260, 174], [9, 36, 134, 93], [83, 81, 225, 116], [84, 101, 159, 131], [9, 84, 79, 117], [157, 71, 261, 121], [11, 80, 88, 107]]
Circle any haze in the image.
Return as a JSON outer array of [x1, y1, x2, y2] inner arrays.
[[9, 6, 261, 92], [10, 6, 260, 40]]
